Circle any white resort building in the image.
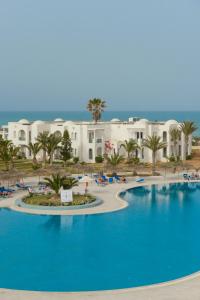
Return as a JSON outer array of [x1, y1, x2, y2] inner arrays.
[[0, 117, 191, 163]]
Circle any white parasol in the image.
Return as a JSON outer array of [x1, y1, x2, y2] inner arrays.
[[79, 175, 93, 193]]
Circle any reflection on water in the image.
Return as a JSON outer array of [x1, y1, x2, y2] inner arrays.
[[42, 215, 74, 231], [123, 182, 200, 213], [41, 214, 88, 231]]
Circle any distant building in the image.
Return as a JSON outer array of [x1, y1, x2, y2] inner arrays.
[[0, 118, 191, 163]]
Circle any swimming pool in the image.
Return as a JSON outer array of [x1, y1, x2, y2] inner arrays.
[[1, 182, 200, 292]]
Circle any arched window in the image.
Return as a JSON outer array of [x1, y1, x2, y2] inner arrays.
[[18, 130, 26, 141], [54, 131, 62, 138], [89, 148, 93, 160]]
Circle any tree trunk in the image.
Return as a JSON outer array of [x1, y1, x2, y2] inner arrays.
[[10, 159, 14, 170], [185, 136, 189, 159], [50, 152, 53, 166], [5, 161, 9, 171], [152, 152, 156, 175], [33, 156, 38, 166], [42, 150, 46, 167], [174, 142, 177, 161]]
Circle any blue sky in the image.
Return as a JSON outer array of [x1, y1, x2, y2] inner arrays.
[[1, 0, 200, 111]]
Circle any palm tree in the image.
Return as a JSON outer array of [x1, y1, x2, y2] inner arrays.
[[44, 174, 67, 196], [36, 132, 49, 167], [120, 139, 139, 162], [9, 145, 20, 169], [0, 140, 13, 170], [46, 133, 62, 165], [142, 134, 166, 175], [106, 153, 124, 171], [0, 140, 20, 171], [180, 121, 198, 159], [87, 98, 106, 123], [25, 142, 41, 166], [170, 128, 181, 161], [62, 177, 78, 190], [44, 174, 78, 195]]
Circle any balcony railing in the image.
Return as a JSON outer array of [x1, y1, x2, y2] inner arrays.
[[96, 138, 102, 143]]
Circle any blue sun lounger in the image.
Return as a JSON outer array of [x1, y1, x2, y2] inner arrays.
[[136, 178, 144, 183]]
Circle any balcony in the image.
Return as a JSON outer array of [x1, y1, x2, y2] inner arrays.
[[96, 138, 102, 143]]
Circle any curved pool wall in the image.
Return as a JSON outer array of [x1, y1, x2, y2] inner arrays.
[[15, 198, 102, 210], [1, 182, 200, 291]]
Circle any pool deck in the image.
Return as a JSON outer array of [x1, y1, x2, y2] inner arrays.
[[1, 175, 200, 299]]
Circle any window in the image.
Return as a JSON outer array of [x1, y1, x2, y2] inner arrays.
[[18, 130, 26, 141], [29, 131, 31, 143], [163, 147, 167, 158], [163, 131, 167, 142], [89, 148, 93, 160], [135, 149, 138, 158], [55, 131, 62, 138], [136, 132, 140, 139], [96, 138, 102, 143], [88, 131, 94, 143], [140, 132, 143, 139], [97, 147, 102, 156]]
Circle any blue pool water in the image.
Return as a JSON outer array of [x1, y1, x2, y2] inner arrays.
[[1, 182, 200, 292]]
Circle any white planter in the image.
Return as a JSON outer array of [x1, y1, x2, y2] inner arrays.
[[61, 189, 73, 203]]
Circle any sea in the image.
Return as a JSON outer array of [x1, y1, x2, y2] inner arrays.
[[0, 111, 200, 135]]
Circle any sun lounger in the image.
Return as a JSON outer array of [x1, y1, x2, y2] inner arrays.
[[101, 175, 108, 182], [136, 178, 144, 183], [114, 175, 120, 183], [16, 183, 31, 190]]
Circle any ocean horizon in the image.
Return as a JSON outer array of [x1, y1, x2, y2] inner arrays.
[[1, 111, 200, 134]]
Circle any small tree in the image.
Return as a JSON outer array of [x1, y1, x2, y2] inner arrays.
[[60, 130, 72, 166], [0, 140, 19, 171], [142, 135, 166, 175], [180, 121, 198, 159], [44, 174, 67, 196], [170, 128, 181, 161], [25, 142, 41, 167], [9, 145, 20, 169], [120, 139, 139, 162], [62, 177, 78, 190], [46, 133, 62, 165], [37, 132, 49, 167], [106, 153, 124, 172]]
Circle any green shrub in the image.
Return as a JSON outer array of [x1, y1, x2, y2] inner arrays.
[[132, 157, 140, 164], [95, 155, 104, 163], [169, 155, 175, 162], [186, 154, 192, 160], [73, 157, 79, 164]]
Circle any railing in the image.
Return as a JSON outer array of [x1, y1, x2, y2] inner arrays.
[[96, 138, 102, 143]]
